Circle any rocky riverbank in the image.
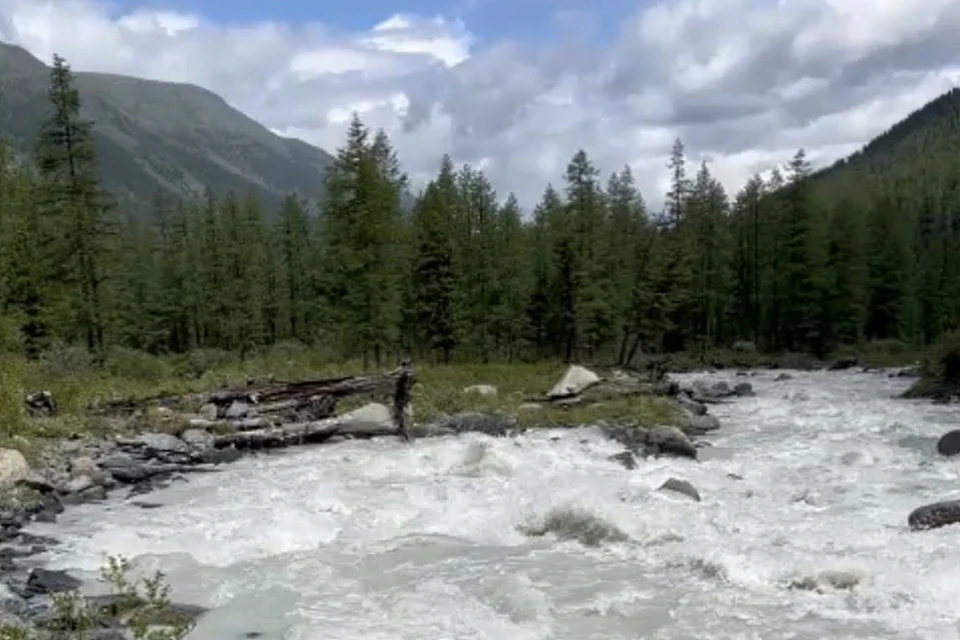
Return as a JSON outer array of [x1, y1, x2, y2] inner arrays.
[[0, 364, 750, 636]]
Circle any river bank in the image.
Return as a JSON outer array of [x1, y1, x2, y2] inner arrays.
[[14, 367, 960, 640], [0, 362, 751, 636]]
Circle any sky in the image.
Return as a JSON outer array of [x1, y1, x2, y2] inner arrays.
[[1, 0, 959, 210]]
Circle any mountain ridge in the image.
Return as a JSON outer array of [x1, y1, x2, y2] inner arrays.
[[0, 41, 334, 210]]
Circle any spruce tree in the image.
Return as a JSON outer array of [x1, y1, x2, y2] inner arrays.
[[34, 53, 113, 355]]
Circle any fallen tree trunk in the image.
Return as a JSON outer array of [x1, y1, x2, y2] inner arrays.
[[93, 370, 408, 419], [212, 415, 399, 450]]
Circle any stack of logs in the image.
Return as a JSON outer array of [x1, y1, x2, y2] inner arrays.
[[91, 360, 415, 450]]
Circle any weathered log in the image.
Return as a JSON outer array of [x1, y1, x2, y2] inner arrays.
[[91, 371, 401, 417], [212, 415, 400, 450]]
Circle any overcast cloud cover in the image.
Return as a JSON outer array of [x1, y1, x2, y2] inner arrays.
[[1, 0, 959, 209]]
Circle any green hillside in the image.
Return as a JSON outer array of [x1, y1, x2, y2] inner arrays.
[[0, 42, 333, 209]]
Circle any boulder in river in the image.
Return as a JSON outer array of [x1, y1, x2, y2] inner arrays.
[[602, 425, 697, 460], [659, 477, 700, 501], [936, 430, 960, 456], [908, 499, 960, 530], [607, 451, 637, 470], [680, 413, 721, 436]]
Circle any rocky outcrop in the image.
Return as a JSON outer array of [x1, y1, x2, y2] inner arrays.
[[603, 424, 698, 460]]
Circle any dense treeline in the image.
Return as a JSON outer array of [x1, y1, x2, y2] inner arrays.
[[1, 55, 959, 367]]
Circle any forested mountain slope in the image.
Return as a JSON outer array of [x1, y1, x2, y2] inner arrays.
[[802, 88, 960, 346], [0, 42, 333, 209]]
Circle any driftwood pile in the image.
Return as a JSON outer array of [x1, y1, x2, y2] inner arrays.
[[91, 360, 415, 451]]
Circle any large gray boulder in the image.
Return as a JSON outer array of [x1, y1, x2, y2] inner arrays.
[[0, 449, 29, 490]]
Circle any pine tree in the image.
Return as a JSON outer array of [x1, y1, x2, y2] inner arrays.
[[34, 53, 114, 356], [410, 163, 458, 362], [275, 193, 312, 342]]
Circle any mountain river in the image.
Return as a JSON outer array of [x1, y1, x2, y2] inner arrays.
[[20, 369, 960, 639]]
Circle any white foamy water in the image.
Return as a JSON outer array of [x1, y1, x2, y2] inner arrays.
[[23, 370, 960, 639]]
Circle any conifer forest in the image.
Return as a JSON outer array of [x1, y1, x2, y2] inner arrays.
[[2, 55, 960, 368]]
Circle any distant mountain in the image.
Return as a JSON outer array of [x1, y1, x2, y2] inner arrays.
[[0, 42, 334, 210]]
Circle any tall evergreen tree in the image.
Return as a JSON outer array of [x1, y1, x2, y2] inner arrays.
[[34, 53, 114, 356]]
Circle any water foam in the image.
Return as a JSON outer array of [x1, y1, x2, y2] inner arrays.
[[22, 370, 960, 639]]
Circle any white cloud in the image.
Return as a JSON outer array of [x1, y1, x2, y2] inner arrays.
[[1, 0, 958, 210]]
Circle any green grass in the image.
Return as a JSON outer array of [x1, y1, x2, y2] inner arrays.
[[0, 346, 682, 458], [0, 338, 928, 460], [411, 362, 678, 426]]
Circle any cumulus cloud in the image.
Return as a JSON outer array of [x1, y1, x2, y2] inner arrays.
[[1, 0, 959, 209]]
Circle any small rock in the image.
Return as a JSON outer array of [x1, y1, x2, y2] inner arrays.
[[98, 453, 156, 483], [681, 413, 721, 435], [0, 450, 29, 490], [517, 403, 542, 411], [339, 403, 393, 433], [136, 433, 190, 456], [25, 568, 81, 595], [677, 394, 707, 415], [547, 365, 601, 399], [645, 425, 698, 460], [463, 384, 498, 397], [659, 477, 701, 501], [908, 499, 960, 531], [733, 382, 754, 396], [204, 447, 243, 465], [61, 485, 107, 505], [181, 428, 215, 449], [608, 451, 637, 470], [774, 373, 792, 381], [199, 403, 218, 420], [64, 475, 95, 494], [69, 456, 100, 478], [936, 430, 960, 456], [790, 569, 862, 592], [225, 401, 252, 419], [428, 412, 515, 437]]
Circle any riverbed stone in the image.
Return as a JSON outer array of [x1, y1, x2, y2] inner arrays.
[[908, 499, 960, 530], [936, 430, 960, 456], [181, 428, 215, 450], [427, 412, 515, 437], [680, 413, 721, 436], [199, 402, 218, 420], [733, 382, 754, 396], [24, 568, 81, 595], [645, 425, 698, 459], [608, 451, 637, 470], [659, 477, 701, 501], [602, 425, 697, 460]]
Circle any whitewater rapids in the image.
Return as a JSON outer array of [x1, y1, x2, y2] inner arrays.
[[23, 370, 960, 639]]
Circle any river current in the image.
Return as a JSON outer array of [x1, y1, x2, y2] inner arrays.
[[22, 369, 960, 639]]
